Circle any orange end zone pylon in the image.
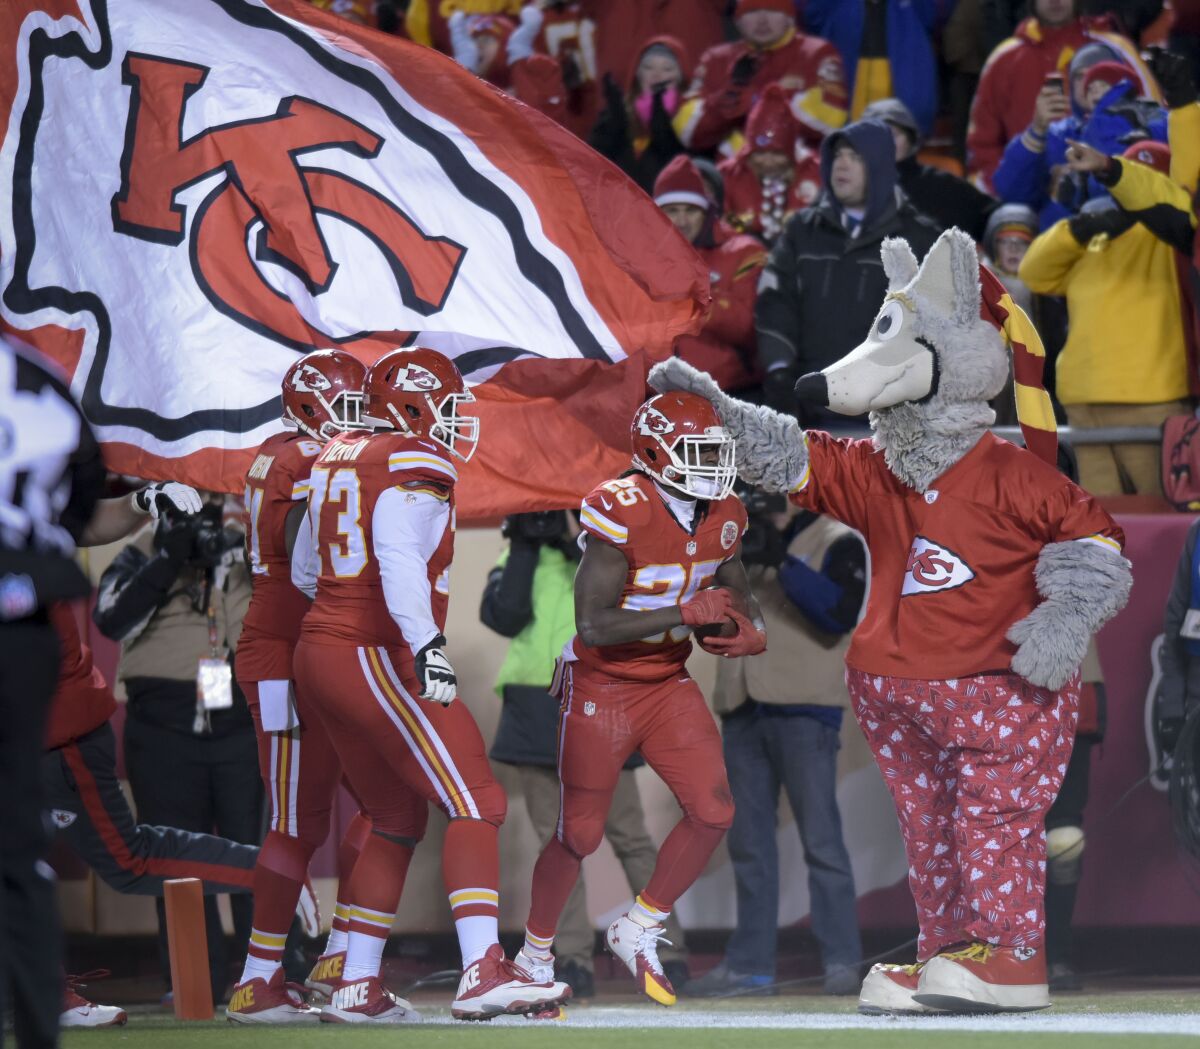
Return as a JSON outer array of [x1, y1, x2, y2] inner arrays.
[[164, 878, 214, 1020]]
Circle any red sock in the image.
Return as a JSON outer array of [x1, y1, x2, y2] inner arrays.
[[343, 831, 414, 931], [337, 811, 372, 881], [642, 816, 727, 910], [442, 819, 500, 965], [525, 836, 583, 943], [248, 831, 314, 949]]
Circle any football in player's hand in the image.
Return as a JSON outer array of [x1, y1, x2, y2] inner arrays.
[[691, 586, 749, 640]]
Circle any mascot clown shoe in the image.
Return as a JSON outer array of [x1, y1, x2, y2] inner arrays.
[[650, 228, 1132, 1014]]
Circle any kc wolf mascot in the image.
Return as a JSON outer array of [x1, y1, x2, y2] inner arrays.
[[651, 228, 1132, 1013]]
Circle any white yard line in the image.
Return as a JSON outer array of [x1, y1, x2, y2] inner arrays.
[[446, 1007, 1200, 1035]]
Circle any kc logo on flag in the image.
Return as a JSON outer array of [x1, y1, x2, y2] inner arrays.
[[0, 0, 708, 513]]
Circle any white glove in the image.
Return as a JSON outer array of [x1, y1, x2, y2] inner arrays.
[[415, 635, 457, 706], [133, 481, 203, 520]]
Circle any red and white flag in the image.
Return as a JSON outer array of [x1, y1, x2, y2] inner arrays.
[[0, 0, 708, 519]]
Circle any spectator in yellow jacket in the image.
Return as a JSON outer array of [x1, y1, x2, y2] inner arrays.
[[1019, 140, 1192, 497]]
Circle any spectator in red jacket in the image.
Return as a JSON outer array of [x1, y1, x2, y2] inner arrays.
[[654, 155, 768, 393], [720, 85, 823, 245], [449, 11, 569, 125], [966, 0, 1156, 191], [675, 0, 849, 156]]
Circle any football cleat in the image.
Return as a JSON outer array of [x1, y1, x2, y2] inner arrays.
[[514, 949, 555, 985], [914, 943, 1050, 1013], [226, 969, 319, 1024], [60, 971, 127, 1028], [451, 944, 571, 1022], [305, 951, 346, 1000], [857, 961, 934, 1015], [319, 975, 422, 1024], [606, 914, 676, 1006]]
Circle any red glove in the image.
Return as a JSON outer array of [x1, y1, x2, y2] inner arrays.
[[699, 609, 767, 658], [679, 587, 734, 627]]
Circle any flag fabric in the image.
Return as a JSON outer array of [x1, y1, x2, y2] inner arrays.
[[0, 0, 709, 520], [978, 264, 1058, 467]]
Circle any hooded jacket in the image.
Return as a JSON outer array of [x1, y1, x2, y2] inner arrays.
[[967, 14, 1158, 191], [993, 47, 1168, 225], [588, 35, 688, 192], [754, 119, 942, 412]]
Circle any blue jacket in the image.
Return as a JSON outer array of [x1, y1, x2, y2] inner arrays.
[[993, 80, 1168, 226], [803, 0, 939, 135]]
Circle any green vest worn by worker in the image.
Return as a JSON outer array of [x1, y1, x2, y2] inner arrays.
[[493, 544, 578, 694]]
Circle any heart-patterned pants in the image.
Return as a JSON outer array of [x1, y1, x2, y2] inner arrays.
[[846, 668, 1079, 960]]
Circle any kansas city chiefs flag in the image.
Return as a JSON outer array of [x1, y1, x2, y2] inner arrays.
[[0, 0, 709, 518]]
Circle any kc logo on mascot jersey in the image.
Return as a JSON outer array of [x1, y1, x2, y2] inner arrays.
[[901, 535, 975, 596]]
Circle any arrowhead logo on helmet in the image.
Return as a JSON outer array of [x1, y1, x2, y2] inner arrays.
[[637, 407, 676, 438], [290, 363, 333, 393], [393, 364, 443, 393]]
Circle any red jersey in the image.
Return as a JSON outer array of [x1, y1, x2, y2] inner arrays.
[[574, 472, 747, 682], [299, 430, 456, 653], [45, 602, 115, 750], [719, 151, 822, 244], [237, 431, 324, 682], [675, 29, 847, 153], [791, 432, 1125, 679]]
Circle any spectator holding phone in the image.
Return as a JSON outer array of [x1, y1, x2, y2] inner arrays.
[[992, 45, 1167, 223], [967, 0, 1157, 192]]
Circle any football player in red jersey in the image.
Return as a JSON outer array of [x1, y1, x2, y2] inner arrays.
[[290, 347, 570, 1023], [519, 392, 766, 1006], [228, 349, 429, 1024]]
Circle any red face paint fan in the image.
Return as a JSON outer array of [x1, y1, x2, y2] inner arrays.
[[631, 391, 736, 500], [281, 348, 366, 442], [363, 347, 480, 462]]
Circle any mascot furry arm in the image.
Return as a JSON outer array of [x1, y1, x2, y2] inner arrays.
[[650, 228, 1131, 692]]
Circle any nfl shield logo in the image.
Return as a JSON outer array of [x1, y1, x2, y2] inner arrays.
[[583, 701, 596, 717], [686, 540, 697, 555]]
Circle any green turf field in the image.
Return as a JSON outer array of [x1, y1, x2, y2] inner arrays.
[[60, 992, 1200, 1049]]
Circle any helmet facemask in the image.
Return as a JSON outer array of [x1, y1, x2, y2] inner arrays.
[[638, 430, 737, 500], [284, 388, 364, 442], [369, 387, 480, 462]]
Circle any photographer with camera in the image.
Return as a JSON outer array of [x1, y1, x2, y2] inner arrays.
[[93, 492, 257, 1003], [480, 510, 689, 997], [687, 489, 864, 998]]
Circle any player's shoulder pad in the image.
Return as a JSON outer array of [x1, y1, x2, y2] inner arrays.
[[579, 475, 656, 547], [712, 492, 748, 532], [383, 433, 458, 486]]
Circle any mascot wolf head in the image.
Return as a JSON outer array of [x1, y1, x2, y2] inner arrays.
[[796, 228, 1035, 491], [797, 229, 1009, 417]]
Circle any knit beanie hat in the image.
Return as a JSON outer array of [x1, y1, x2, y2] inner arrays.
[[861, 98, 921, 146], [653, 155, 712, 210], [745, 85, 800, 155], [1081, 60, 1136, 99], [1122, 138, 1170, 174], [735, 0, 795, 18]]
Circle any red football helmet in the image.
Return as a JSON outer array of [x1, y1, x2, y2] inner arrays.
[[631, 392, 736, 500], [363, 347, 479, 462], [281, 349, 366, 442]]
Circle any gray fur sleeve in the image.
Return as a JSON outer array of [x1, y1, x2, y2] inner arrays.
[[648, 358, 809, 492], [1007, 540, 1133, 691]]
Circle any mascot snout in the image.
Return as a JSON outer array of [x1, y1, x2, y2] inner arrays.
[[802, 319, 937, 416]]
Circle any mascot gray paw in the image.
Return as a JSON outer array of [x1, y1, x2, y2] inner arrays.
[[648, 358, 809, 493], [649, 358, 725, 403], [1007, 603, 1090, 692]]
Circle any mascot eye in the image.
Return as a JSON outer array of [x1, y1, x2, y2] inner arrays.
[[874, 301, 905, 342]]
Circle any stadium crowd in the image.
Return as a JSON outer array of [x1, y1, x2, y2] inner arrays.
[[306, 0, 1200, 500], [5, 0, 1200, 1041]]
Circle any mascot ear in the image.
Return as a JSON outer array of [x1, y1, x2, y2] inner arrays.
[[911, 228, 981, 329], [881, 237, 919, 291]]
